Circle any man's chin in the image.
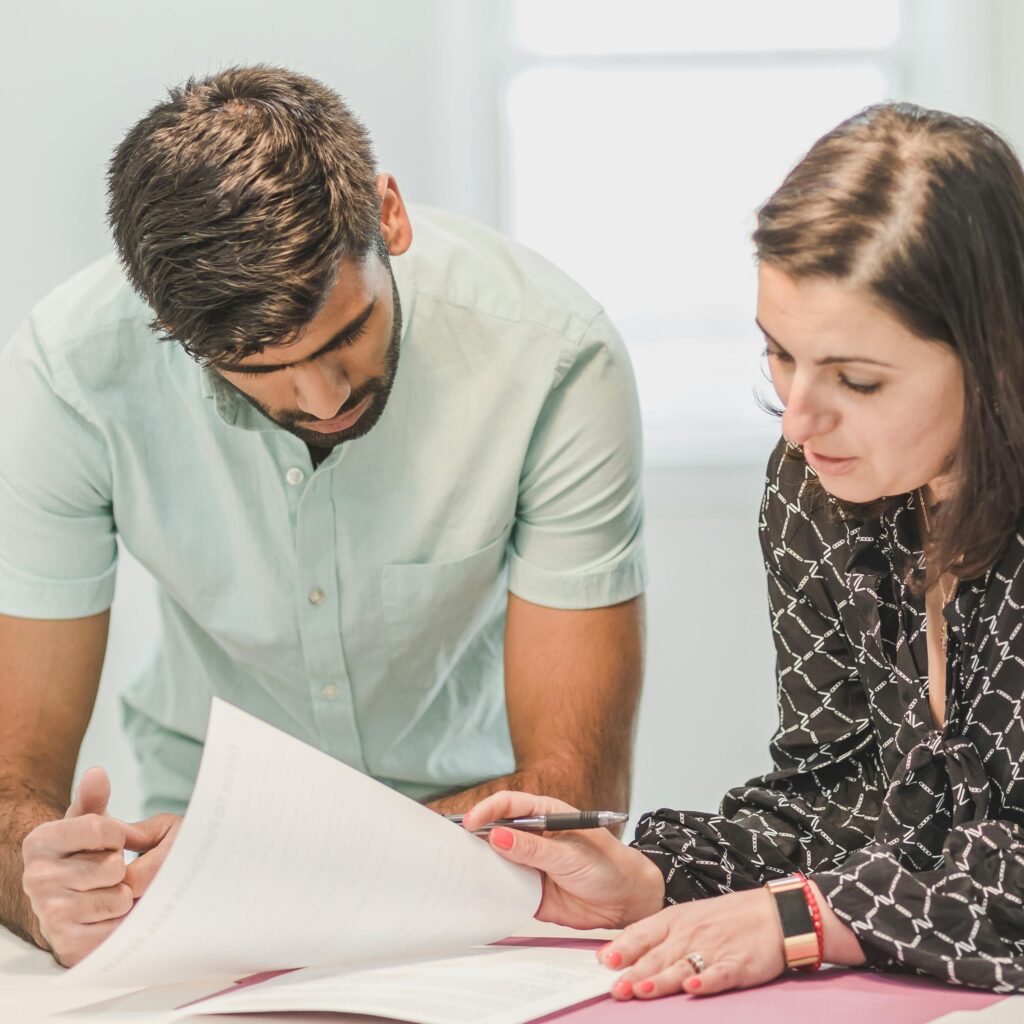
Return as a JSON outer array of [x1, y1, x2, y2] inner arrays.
[[277, 398, 387, 449]]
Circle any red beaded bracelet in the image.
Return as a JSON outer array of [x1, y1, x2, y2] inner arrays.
[[796, 871, 824, 972]]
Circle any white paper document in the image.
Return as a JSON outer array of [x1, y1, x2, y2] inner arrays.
[[64, 699, 542, 990], [172, 945, 611, 1024]]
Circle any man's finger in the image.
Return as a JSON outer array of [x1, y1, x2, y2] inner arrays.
[[50, 918, 125, 969], [63, 849, 128, 893], [65, 767, 111, 820], [25, 814, 126, 858], [77, 882, 135, 924], [461, 791, 579, 832], [124, 845, 170, 898], [123, 813, 177, 853]]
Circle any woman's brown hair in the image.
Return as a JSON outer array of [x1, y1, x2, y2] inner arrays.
[[754, 102, 1024, 584]]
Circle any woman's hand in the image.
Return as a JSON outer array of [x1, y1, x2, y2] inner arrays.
[[596, 887, 787, 998], [596, 881, 865, 999], [461, 791, 665, 930]]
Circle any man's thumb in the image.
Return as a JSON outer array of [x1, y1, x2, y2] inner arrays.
[[65, 766, 111, 819]]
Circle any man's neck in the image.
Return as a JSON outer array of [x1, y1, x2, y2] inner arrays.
[[306, 444, 332, 470]]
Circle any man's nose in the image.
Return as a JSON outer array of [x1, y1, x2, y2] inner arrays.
[[781, 378, 838, 448], [293, 362, 352, 421]]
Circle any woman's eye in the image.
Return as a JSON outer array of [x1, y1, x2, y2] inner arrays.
[[838, 373, 881, 395], [763, 346, 793, 364]]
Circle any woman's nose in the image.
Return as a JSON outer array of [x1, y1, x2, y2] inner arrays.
[[781, 379, 838, 447]]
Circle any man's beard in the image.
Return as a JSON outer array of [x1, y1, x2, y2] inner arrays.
[[233, 273, 402, 450]]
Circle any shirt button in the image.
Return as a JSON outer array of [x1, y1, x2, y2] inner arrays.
[[286, 467, 305, 486], [308, 587, 326, 605], [321, 684, 339, 701]]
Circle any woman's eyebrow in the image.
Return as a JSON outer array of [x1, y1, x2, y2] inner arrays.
[[755, 319, 894, 368]]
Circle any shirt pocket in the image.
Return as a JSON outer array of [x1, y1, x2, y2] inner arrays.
[[379, 532, 509, 694]]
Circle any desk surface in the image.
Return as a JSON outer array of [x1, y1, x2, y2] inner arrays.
[[1, 922, 1020, 1024]]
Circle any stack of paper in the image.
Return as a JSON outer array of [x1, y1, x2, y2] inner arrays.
[[61, 700, 612, 1023]]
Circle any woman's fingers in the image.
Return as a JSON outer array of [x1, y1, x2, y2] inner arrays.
[[622, 956, 741, 998], [686, 958, 740, 996], [628, 958, 695, 998], [485, 827, 593, 878], [460, 790, 579, 832], [600, 912, 671, 968]]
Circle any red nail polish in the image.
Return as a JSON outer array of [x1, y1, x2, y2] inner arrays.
[[605, 950, 622, 968], [614, 980, 632, 997], [689, 977, 703, 992], [491, 828, 514, 850], [640, 980, 654, 994]]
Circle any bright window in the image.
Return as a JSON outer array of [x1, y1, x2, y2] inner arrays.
[[504, 1, 901, 462]]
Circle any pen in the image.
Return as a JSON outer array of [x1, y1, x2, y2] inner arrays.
[[445, 811, 628, 835]]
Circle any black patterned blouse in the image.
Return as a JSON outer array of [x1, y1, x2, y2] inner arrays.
[[633, 439, 1024, 993]]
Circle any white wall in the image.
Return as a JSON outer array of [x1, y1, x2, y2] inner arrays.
[[2, 1, 1021, 828]]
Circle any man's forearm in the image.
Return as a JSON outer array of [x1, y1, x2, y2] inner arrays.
[[427, 757, 631, 825], [0, 776, 64, 947]]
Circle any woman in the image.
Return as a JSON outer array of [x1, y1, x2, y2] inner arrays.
[[463, 103, 1024, 999]]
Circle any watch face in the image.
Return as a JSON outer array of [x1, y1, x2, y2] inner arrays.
[[768, 879, 821, 969]]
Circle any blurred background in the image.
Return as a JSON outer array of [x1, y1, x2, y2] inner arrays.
[[2, 0, 1021, 826]]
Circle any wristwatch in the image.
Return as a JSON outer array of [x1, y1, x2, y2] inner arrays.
[[765, 873, 822, 970]]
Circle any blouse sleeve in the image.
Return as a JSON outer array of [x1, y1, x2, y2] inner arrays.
[[632, 440, 882, 899], [813, 797, 1024, 991]]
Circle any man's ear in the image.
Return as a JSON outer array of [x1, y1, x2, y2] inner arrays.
[[376, 173, 413, 257]]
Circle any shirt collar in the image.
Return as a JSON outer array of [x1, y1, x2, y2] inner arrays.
[[199, 364, 278, 432], [843, 492, 920, 581]]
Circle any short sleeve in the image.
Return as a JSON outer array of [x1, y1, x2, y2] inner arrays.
[[508, 310, 645, 609], [0, 318, 117, 618]]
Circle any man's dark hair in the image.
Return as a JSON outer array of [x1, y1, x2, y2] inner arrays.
[[754, 102, 1024, 586], [107, 65, 380, 364]]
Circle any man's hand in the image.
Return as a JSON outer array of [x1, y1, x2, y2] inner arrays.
[[22, 767, 134, 966], [21, 766, 183, 967]]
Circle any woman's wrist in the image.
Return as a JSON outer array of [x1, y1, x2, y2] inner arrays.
[[619, 847, 666, 926], [809, 881, 866, 966]]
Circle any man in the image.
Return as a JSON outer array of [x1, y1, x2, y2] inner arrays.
[[0, 67, 645, 966]]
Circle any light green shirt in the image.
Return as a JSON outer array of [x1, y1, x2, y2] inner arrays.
[[0, 207, 645, 815]]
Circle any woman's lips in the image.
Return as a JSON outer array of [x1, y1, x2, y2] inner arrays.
[[303, 396, 372, 433], [804, 449, 857, 475]]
